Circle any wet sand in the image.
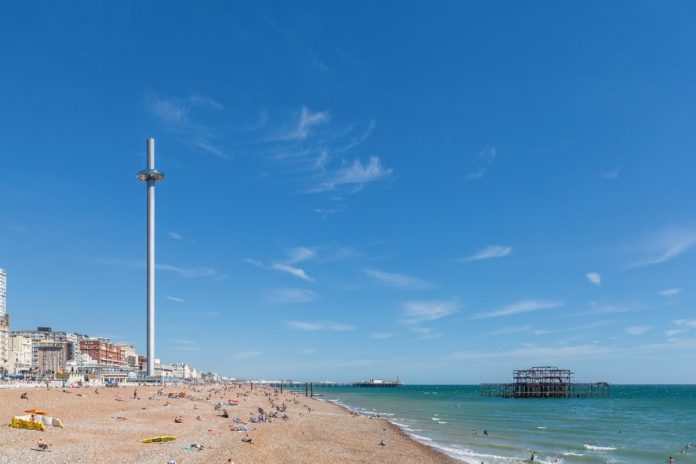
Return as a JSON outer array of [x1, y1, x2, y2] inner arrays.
[[0, 384, 464, 463]]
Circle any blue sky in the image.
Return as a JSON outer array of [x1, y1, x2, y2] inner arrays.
[[1, 1, 696, 383]]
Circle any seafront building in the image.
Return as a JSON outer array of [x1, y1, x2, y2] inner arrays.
[[0, 269, 219, 381], [8, 334, 32, 374], [0, 268, 10, 373]]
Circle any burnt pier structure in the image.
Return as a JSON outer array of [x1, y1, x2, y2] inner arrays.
[[480, 366, 609, 398]]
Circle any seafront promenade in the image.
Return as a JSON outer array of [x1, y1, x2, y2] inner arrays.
[[0, 383, 462, 464]]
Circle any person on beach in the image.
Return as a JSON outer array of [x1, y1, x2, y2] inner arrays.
[[530, 451, 537, 462], [133, 389, 138, 399], [20, 392, 28, 400], [668, 457, 676, 464]]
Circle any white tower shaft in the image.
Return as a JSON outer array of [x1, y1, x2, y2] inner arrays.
[[146, 138, 156, 377]]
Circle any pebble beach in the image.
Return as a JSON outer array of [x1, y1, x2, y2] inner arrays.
[[0, 384, 462, 464]]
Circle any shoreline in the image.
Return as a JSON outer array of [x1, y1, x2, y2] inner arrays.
[[314, 395, 468, 464], [0, 383, 465, 463]]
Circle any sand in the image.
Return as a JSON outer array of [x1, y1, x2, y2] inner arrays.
[[0, 384, 463, 464]]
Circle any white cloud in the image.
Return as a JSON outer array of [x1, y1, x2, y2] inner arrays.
[[401, 300, 459, 325], [631, 228, 696, 268], [168, 232, 184, 240], [599, 169, 619, 179], [625, 325, 651, 335], [658, 288, 681, 297], [166, 296, 185, 303], [482, 325, 532, 336], [665, 329, 686, 337], [461, 245, 512, 262], [314, 156, 392, 192], [465, 146, 496, 180], [586, 272, 601, 286], [465, 167, 486, 180], [448, 343, 611, 362], [270, 263, 315, 282], [189, 94, 224, 110], [148, 97, 188, 123], [286, 246, 316, 264], [146, 94, 229, 159], [364, 269, 433, 290], [292, 106, 330, 140], [473, 299, 562, 319], [233, 351, 262, 360], [410, 326, 443, 340], [265, 288, 318, 304], [299, 348, 316, 355], [674, 319, 696, 328], [370, 332, 397, 339], [286, 321, 356, 332], [170, 338, 199, 352], [245, 258, 315, 283], [156, 263, 217, 279]]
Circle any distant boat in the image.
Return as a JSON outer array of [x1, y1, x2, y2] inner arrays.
[[353, 377, 402, 387]]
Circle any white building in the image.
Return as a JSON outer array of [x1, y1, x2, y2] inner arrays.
[[8, 334, 32, 374], [0, 268, 8, 372], [0, 268, 6, 317]]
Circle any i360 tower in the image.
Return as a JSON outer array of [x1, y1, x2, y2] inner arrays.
[[136, 139, 165, 377]]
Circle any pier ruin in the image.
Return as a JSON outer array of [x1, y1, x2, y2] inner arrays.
[[480, 366, 609, 398]]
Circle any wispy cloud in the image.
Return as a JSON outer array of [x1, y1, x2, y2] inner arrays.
[[370, 332, 397, 339], [189, 94, 224, 110], [254, 107, 390, 196], [312, 156, 392, 193], [285, 246, 316, 264], [473, 299, 562, 319], [299, 348, 316, 355], [157, 263, 217, 279], [409, 326, 443, 340], [147, 94, 230, 159], [265, 288, 318, 304], [630, 227, 696, 268], [448, 343, 611, 362], [599, 169, 619, 179], [98, 258, 217, 279], [364, 269, 433, 290], [658, 288, 681, 297], [168, 232, 184, 240], [166, 296, 185, 303], [482, 325, 532, 337], [586, 272, 601, 286], [245, 247, 316, 283], [233, 351, 262, 360], [674, 319, 696, 328], [460, 245, 512, 262], [465, 146, 496, 180], [286, 320, 355, 332], [625, 325, 651, 335], [148, 97, 188, 123], [289, 106, 330, 140], [665, 329, 686, 337], [170, 338, 200, 352], [270, 263, 314, 282], [401, 300, 459, 325]]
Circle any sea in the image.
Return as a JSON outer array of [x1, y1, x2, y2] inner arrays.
[[294, 384, 696, 464]]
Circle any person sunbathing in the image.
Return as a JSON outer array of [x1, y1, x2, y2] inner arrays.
[[174, 416, 184, 423], [20, 392, 28, 400]]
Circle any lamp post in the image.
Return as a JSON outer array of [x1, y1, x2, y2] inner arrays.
[[136, 139, 165, 377]]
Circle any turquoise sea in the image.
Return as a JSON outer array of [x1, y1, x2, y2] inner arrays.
[[298, 385, 696, 464]]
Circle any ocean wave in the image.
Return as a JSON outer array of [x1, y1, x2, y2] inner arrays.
[[584, 444, 617, 451], [438, 421, 448, 424], [561, 451, 584, 456]]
